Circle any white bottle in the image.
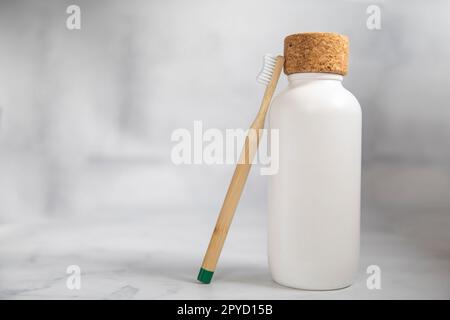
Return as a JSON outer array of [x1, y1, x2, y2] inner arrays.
[[268, 33, 361, 290]]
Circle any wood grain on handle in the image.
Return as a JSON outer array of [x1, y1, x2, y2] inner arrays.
[[198, 56, 285, 284]]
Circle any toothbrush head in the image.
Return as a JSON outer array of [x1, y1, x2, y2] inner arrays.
[[256, 54, 278, 86]]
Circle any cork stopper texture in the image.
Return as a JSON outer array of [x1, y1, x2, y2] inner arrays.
[[284, 33, 349, 76]]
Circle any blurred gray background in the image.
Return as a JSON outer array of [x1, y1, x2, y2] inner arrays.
[[0, 0, 448, 299]]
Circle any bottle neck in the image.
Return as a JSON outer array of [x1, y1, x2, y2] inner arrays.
[[287, 73, 343, 87]]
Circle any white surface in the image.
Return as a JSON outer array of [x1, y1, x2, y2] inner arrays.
[[268, 73, 361, 289], [0, 207, 448, 300]]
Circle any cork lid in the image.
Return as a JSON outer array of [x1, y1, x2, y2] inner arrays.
[[284, 32, 349, 76]]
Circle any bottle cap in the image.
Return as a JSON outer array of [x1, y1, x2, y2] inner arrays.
[[284, 32, 349, 76]]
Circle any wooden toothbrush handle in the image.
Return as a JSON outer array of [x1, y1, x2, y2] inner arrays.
[[201, 121, 263, 266], [198, 56, 284, 284]]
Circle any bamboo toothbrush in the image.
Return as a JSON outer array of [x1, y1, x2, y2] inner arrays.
[[198, 54, 285, 284]]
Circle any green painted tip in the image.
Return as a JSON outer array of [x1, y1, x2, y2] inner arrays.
[[197, 268, 214, 284]]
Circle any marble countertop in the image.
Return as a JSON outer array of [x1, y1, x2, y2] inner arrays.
[[0, 208, 448, 300]]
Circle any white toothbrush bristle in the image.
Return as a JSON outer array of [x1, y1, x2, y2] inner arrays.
[[256, 54, 277, 85]]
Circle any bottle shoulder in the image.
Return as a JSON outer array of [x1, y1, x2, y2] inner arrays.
[[271, 82, 361, 115]]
